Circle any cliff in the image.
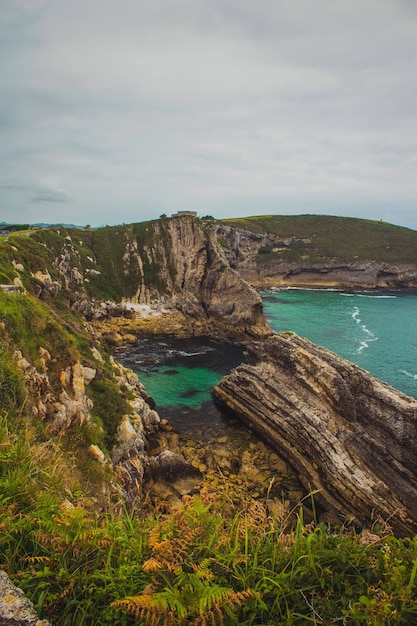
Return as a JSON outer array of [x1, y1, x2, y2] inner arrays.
[[213, 333, 417, 536], [1, 213, 416, 520], [0, 215, 270, 513], [139, 215, 270, 337], [216, 216, 417, 290], [0, 216, 269, 339]]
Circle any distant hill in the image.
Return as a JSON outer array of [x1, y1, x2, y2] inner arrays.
[[1, 222, 83, 229], [220, 214, 417, 265]]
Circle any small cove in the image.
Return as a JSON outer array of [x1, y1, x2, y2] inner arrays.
[[114, 336, 301, 504], [114, 336, 245, 438], [113, 290, 416, 506]]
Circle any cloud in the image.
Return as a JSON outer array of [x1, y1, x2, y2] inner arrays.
[[31, 183, 71, 203], [0, 0, 416, 229]]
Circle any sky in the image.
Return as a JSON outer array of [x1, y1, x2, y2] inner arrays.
[[1, 0, 416, 230]]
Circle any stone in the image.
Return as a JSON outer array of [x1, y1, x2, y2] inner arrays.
[[83, 366, 97, 384], [89, 444, 107, 465], [0, 570, 50, 625]]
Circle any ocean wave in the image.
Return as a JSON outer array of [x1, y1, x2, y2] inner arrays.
[[340, 292, 397, 298], [400, 370, 417, 380], [356, 294, 397, 299], [352, 306, 378, 353]]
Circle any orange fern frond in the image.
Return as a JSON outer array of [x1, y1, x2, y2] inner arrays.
[[111, 595, 164, 624], [142, 557, 164, 573], [20, 555, 50, 564]]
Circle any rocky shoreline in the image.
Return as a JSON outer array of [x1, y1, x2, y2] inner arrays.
[[213, 333, 417, 536], [91, 282, 417, 528]]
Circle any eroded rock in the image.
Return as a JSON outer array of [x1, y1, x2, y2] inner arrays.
[[213, 333, 417, 535]]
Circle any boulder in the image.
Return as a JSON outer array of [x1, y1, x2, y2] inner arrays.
[[0, 570, 50, 625]]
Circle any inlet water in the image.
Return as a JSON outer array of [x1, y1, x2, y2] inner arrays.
[[115, 336, 245, 436], [116, 290, 416, 432]]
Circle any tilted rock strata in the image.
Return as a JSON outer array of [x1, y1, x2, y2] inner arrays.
[[213, 334, 417, 535]]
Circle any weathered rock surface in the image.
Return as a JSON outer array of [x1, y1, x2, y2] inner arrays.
[[13, 351, 94, 433], [107, 359, 161, 506], [88, 216, 271, 341], [215, 224, 417, 290], [165, 217, 268, 336], [247, 259, 417, 290], [0, 570, 49, 626], [213, 333, 417, 535], [145, 449, 203, 508]]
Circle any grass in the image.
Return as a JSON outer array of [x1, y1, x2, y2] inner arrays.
[[221, 215, 417, 264], [0, 292, 80, 390], [1, 411, 417, 625]]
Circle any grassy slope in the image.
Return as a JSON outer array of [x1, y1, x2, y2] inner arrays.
[[1, 219, 417, 623], [221, 215, 417, 264]]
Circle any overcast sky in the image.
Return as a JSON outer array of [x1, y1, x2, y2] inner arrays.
[[1, 0, 416, 229]]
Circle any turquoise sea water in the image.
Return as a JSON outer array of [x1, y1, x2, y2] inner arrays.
[[116, 291, 417, 432], [115, 337, 245, 436], [262, 289, 417, 399]]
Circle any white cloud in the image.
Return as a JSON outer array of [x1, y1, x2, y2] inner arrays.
[[0, 0, 416, 229]]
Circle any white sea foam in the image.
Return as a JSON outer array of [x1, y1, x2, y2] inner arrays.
[[356, 294, 397, 298], [340, 292, 397, 298], [400, 370, 417, 380], [352, 306, 378, 353]]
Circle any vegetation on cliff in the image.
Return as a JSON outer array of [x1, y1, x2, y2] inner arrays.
[[2, 416, 417, 625], [1, 216, 417, 623], [221, 215, 417, 265]]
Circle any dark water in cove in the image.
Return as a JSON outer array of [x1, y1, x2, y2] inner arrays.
[[115, 337, 245, 437]]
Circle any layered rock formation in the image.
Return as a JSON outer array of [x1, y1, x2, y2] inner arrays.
[[115, 216, 270, 339], [215, 223, 417, 290], [244, 259, 417, 290], [213, 333, 417, 535]]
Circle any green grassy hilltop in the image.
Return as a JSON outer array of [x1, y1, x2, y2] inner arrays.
[[221, 214, 417, 264]]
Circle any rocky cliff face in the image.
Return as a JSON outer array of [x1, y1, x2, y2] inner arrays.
[[215, 224, 417, 290], [244, 259, 417, 290], [10, 338, 161, 508], [213, 333, 417, 535], [113, 216, 270, 338], [16, 217, 270, 339]]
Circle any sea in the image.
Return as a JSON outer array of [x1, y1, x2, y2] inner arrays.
[[116, 289, 417, 436], [262, 289, 417, 400]]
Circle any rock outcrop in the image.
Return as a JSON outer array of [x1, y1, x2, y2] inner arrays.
[[244, 259, 417, 290], [213, 333, 417, 535], [120, 216, 271, 339], [12, 343, 165, 510], [215, 224, 417, 290], [110, 359, 161, 506], [13, 351, 93, 433]]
